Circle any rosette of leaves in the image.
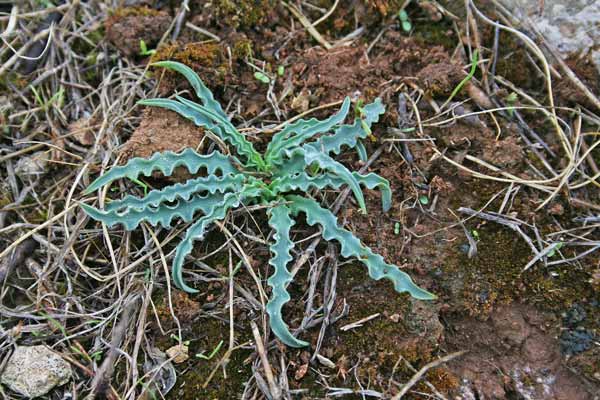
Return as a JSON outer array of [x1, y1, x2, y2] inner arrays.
[[82, 61, 435, 347]]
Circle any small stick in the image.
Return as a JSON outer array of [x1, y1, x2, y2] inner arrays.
[[282, 1, 332, 49], [396, 355, 449, 400], [250, 321, 281, 400], [185, 22, 221, 42], [312, 0, 339, 26], [391, 351, 467, 399], [88, 298, 138, 399], [340, 313, 380, 331]]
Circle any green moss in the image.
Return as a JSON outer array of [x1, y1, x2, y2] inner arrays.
[[214, 0, 274, 29], [443, 225, 597, 318], [232, 38, 254, 60], [152, 43, 221, 67], [111, 6, 164, 18]]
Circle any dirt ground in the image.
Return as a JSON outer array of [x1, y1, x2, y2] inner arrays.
[[1, 1, 599, 399]]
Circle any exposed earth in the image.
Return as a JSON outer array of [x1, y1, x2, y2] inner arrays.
[[0, 1, 599, 399]]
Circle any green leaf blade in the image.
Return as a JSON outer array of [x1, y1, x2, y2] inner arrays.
[[315, 98, 385, 157], [271, 171, 390, 212], [266, 97, 351, 164], [266, 204, 308, 348], [151, 60, 228, 120], [287, 195, 435, 300], [138, 98, 221, 132], [105, 174, 246, 213], [85, 149, 238, 194], [293, 146, 367, 213], [82, 193, 227, 230]]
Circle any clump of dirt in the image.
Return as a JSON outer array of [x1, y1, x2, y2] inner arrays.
[[150, 42, 225, 92], [481, 135, 524, 168], [291, 32, 450, 104], [446, 304, 593, 400], [120, 107, 204, 162], [416, 62, 465, 96], [105, 6, 172, 56], [285, 262, 452, 397], [430, 121, 526, 170], [154, 291, 201, 331], [119, 107, 205, 182]]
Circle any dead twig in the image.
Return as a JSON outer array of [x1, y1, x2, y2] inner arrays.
[[250, 320, 281, 400], [391, 351, 467, 399]]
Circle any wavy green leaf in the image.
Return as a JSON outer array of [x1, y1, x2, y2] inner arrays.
[[272, 171, 391, 212], [289, 146, 367, 213], [265, 97, 351, 164], [287, 195, 435, 300], [105, 174, 246, 213], [266, 204, 308, 347], [84, 149, 237, 194], [172, 184, 264, 292], [314, 98, 385, 156], [81, 192, 226, 230]]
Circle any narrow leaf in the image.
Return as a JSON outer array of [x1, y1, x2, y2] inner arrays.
[[314, 98, 385, 156], [151, 60, 228, 120], [82, 193, 227, 230], [266, 97, 351, 164], [105, 174, 246, 213], [266, 204, 308, 347], [355, 141, 368, 162], [288, 195, 435, 300], [138, 98, 222, 132], [290, 146, 367, 213], [85, 149, 238, 194], [271, 171, 391, 212]]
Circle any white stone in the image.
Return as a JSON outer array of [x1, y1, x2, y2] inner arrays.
[[1, 345, 72, 398]]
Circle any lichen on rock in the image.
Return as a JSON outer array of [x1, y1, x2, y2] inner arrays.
[[1, 345, 72, 398]]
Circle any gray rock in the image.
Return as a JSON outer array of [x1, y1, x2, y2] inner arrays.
[[500, 0, 600, 73], [14, 151, 49, 177], [1, 345, 72, 398]]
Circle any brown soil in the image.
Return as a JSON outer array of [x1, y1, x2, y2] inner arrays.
[[120, 107, 205, 161], [416, 62, 465, 97], [105, 7, 172, 56], [119, 107, 205, 181], [446, 304, 593, 400], [122, 23, 600, 393], [292, 32, 450, 104], [555, 53, 600, 110]]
